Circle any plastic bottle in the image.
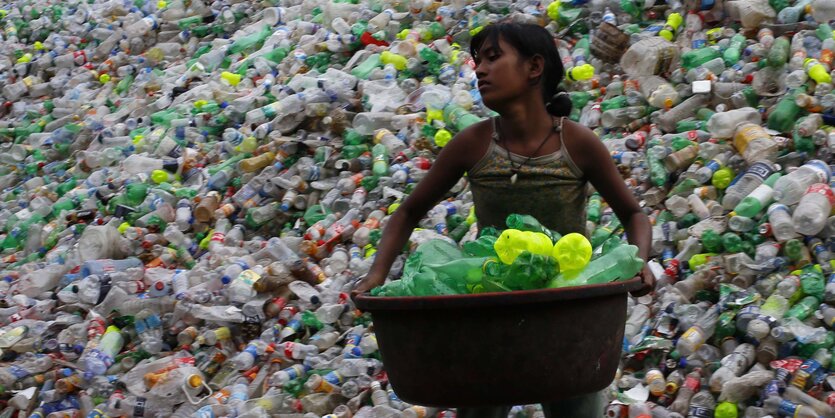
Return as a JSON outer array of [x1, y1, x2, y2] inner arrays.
[[792, 184, 835, 235], [734, 173, 782, 218], [669, 370, 702, 415], [722, 162, 777, 210], [708, 344, 756, 392], [676, 308, 719, 356]]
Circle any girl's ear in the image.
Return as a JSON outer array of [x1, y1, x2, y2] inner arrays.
[[527, 54, 546, 84]]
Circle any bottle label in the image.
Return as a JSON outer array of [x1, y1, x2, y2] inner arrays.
[[323, 370, 345, 385], [237, 270, 261, 287], [284, 364, 305, 380], [778, 399, 799, 416], [807, 160, 832, 183], [747, 162, 775, 182], [687, 406, 714, 418], [87, 408, 106, 418], [805, 183, 835, 208], [654, 45, 677, 75], [767, 203, 791, 217], [134, 397, 147, 417], [8, 365, 29, 379], [762, 380, 781, 398], [705, 158, 721, 173], [733, 124, 769, 154], [746, 183, 774, 204]]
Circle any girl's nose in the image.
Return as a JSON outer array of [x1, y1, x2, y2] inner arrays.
[[475, 62, 487, 79]]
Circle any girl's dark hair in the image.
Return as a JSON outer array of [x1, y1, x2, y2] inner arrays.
[[470, 22, 572, 117]]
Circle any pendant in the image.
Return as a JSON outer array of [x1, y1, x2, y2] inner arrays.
[[510, 172, 518, 185]]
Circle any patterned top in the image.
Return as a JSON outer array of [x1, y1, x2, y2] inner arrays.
[[467, 117, 589, 236]]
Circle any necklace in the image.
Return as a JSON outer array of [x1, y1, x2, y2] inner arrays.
[[494, 116, 561, 184]]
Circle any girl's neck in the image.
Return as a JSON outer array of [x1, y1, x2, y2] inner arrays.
[[495, 97, 553, 144]]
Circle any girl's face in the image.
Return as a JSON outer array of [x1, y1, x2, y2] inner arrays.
[[474, 37, 536, 110]]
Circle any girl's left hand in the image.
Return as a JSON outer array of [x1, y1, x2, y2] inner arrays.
[[630, 265, 655, 298]]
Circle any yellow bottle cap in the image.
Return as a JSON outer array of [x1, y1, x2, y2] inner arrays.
[[388, 202, 400, 214], [157, 0, 167, 8], [426, 108, 443, 123], [553, 233, 592, 271], [187, 375, 203, 389], [547, 1, 560, 20], [118, 222, 131, 234], [434, 129, 452, 147], [221, 71, 242, 86], [466, 205, 477, 225], [199, 232, 213, 249], [99, 73, 111, 83], [33, 41, 43, 51], [151, 169, 169, 184]]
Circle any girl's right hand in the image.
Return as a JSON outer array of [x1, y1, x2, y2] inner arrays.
[[351, 272, 386, 300]]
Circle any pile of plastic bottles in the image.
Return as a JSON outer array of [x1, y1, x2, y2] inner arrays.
[[1, 0, 835, 414]]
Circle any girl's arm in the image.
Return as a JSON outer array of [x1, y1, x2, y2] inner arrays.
[[565, 122, 655, 296], [351, 126, 480, 296]]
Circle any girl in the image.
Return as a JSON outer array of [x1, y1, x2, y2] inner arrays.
[[353, 22, 654, 417]]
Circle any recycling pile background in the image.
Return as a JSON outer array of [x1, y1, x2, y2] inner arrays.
[[1, 0, 835, 415]]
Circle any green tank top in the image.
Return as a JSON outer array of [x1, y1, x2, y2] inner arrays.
[[467, 117, 589, 236]]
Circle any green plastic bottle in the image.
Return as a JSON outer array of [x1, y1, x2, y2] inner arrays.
[[767, 89, 804, 133], [505, 214, 561, 243], [733, 173, 782, 217], [587, 193, 602, 224], [767, 37, 790, 68], [799, 264, 825, 300], [591, 216, 622, 249], [228, 25, 272, 55], [549, 244, 644, 288], [785, 295, 820, 320], [722, 232, 743, 253], [783, 239, 806, 263], [701, 230, 723, 253], [351, 53, 381, 79], [443, 105, 482, 132], [371, 143, 388, 177], [462, 235, 498, 258], [797, 331, 835, 358], [483, 252, 558, 291], [681, 47, 721, 70], [723, 34, 747, 65]]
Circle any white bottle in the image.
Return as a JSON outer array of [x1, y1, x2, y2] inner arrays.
[[792, 184, 835, 236], [708, 343, 756, 392], [707, 107, 761, 139], [773, 160, 831, 205], [124, 15, 158, 38], [766, 203, 798, 242]]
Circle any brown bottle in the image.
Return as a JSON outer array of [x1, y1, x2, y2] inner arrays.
[[194, 191, 220, 223]]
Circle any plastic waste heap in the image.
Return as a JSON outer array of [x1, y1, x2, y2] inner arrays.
[[1, 0, 835, 416]]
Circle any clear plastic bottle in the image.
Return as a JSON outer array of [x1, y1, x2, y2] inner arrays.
[[686, 386, 716, 417], [773, 160, 831, 205], [669, 369, 702, 415], [708, 343, 756, 392], [792, 184, 835, 235], [722, 161, 777, 210], [676, 308, 719, 356]]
